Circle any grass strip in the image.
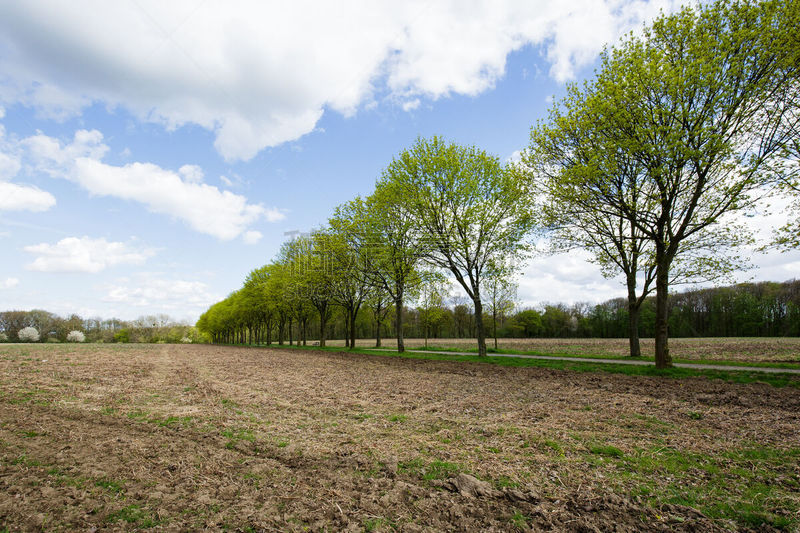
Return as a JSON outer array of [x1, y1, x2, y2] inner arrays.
[[238, 343, 800, 388]]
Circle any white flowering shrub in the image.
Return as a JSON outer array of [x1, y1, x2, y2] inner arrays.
[[0, 332, 7, 342], [18, 327, 40, 342], [180, 336, 192, 344], [66, 330, 86, 343]]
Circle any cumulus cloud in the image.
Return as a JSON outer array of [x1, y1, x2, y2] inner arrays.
[[0, 1, 680, 160], [242, 230, 262, 245], [102, 275, 217, 312], [1, 277, 19, 289], [0, 181, 56, 212], [24, 236, 155, 273], [0, 119, 57, 212], [518, 248, 623, 307], [20, 129, 283, 239]]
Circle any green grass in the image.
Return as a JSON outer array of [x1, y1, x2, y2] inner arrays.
[[398, 457, 465, 481], [599, 444, 800, 530], [95, 477, 125, 494], [363, 517, 397, 532], [588, 444, 624, 458], [254, 343, 800, 388], [106, 504, 159, 527], [387, 345, 800, 369]]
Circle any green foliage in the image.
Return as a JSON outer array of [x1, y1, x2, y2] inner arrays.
[[527, 0, 799, 366], [113, 328, 130, 343], [381, 136, 535, 356]]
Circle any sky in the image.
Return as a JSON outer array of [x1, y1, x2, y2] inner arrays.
[[0, 0, 797, 323]]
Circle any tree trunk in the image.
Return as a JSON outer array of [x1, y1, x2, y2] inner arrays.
[[344, 314, 350, 348], [493, 310, 498, 350], [375, 314, 382, 348], [654, 262, 672, 368], [395, 296, 404, 353], [626, 276, 642, 358], [288, 318, 293, 346], [319, 307, 327, 347], [302, 318, 307, 346], [473, 297, 487, 357], [349, 311, 357, 350], [278, 319, 285, 345]]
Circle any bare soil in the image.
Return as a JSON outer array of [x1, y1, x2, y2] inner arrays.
[[1, 343, 798, 531], [329, 337, 800, 363]]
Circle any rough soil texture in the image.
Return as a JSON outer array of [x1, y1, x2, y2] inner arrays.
[[1, 344, 798, 532], [330, 337, 800, 363]]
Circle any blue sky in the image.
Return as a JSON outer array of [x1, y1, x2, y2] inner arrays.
[[0, 1, 797, 322]]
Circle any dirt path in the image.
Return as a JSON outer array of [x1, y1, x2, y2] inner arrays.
[[1, 344, 798, 531]]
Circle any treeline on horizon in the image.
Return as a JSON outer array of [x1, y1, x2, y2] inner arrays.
[[0, 311, 201, 344], [1, 278, 797, 344]]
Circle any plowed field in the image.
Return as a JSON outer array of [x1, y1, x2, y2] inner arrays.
[[1, 344, 798, 531]]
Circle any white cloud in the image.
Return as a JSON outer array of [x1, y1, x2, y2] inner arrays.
[[0, 151, 21, 179], [0, 1, 681, 161], [518, 248, 622, 307], [24, 236, 155, 273], [0, 181, 56, 212], [178, 164, 204, 183], [242, 230, 262, 245], [102, 275, 217, 312], [22, 129, 283, 239], [1, 277, 19, 289], [0, 121, 57, 212]]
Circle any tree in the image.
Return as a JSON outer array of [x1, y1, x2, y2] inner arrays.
[[384, 136, 535, 356], [323, 221, 372, 350], [66, 330, 85, 342], [528, 77, 748, 358], [416, 270, 449, 349], [18, 326, 40, 342], [303, 231, 336, 347], [365, 288, 392, 348], [353, 183, 426, 353], [531, 0, 798, 367], [278, 239, 314, 346], [482, 266, 517, 350]]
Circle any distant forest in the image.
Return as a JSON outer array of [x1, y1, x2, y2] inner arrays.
[[398, 279, 800, 341]]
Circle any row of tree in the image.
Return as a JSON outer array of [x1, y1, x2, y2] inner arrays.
[[197, 137, 530, 355], [4, 278, 796, 345], [198, 0, 799, 367], [0, 310, 201, 343], [196, 277, 800, 347]]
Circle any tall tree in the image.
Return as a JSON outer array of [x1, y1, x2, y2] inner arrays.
[[324, 221, 372, 350], [532, 0, 798, 367], [342, 189, 424, 353], [383, 136, 535, 356], [528, 85, 748, 358]]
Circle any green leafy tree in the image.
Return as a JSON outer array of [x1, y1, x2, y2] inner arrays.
[[528, 78, 749, 358], [355, 184, 426, 353], [384, 136, 535, 356], [531, 0, 798, 367]]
